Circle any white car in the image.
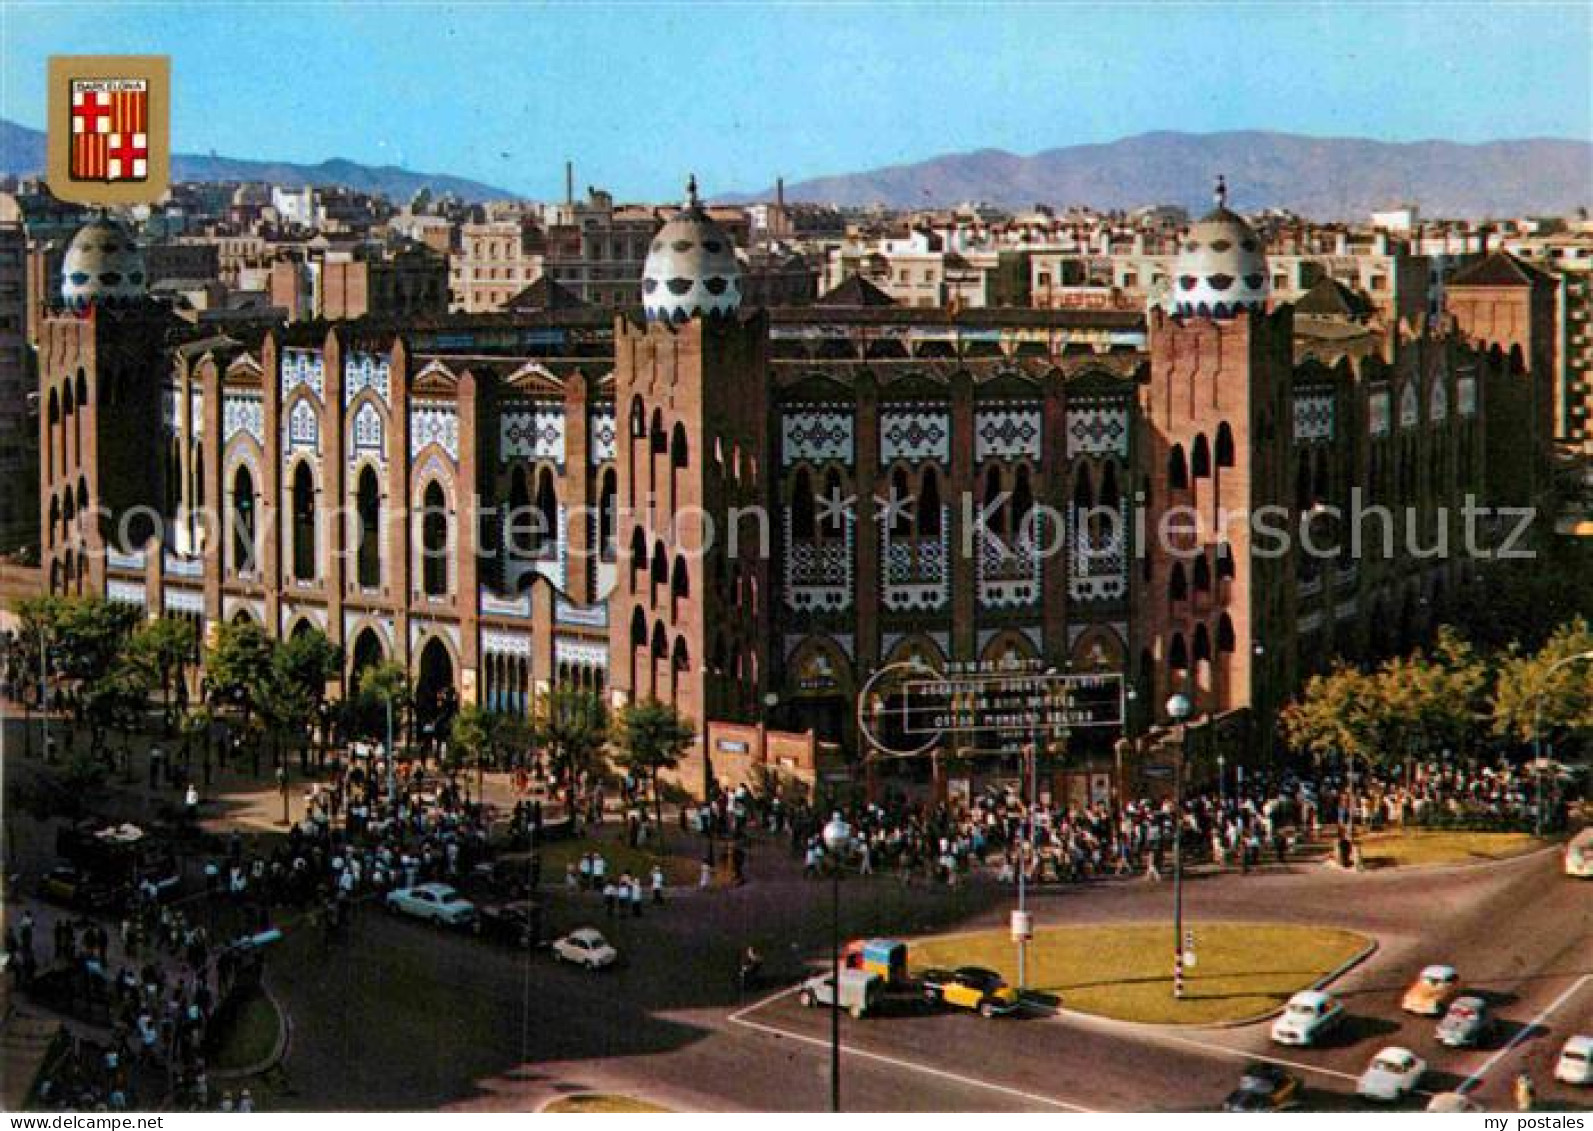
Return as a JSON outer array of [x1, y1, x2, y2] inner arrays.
[[384, 882, 477, 927], [1565, 829, 1593, 878], [1271, 990, 1346, 1046], [1556, 1035, 1593, 1086], [1357, 1046, 1426, 1103], [552, 927, 618, 970]]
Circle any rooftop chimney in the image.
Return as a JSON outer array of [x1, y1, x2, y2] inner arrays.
[[777, 177, 785, 210], [565, 161, 574, 207]]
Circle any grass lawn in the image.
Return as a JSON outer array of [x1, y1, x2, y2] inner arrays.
[[912, 922, 1370, 1026], [540, 834, 710, 888], [207, 990, 282, 1072], [1357, 829, 1549, 868], [542, 1094, 671, 1113]]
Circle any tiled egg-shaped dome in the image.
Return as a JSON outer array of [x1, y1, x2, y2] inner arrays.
[[1172, 177, 1269, 320], [61, 216, 147, 310], [641, 176, 742, 325]]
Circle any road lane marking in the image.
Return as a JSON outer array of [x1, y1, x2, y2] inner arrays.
[[1458, 973, 1592, 1093], [1150, 1032, 1364, 1084], [728, 983, 801, 1022], [727, 1013, 1093, 1111]]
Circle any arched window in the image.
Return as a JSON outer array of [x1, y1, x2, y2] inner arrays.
[[790, 468, 815, 540], [983, 465, 1008, 537], [629, 526, 647, 586], [650, 409, 667, 455], [650, 541, 668, 602], [291, 462, 316, 580], [165, 436, 181, 519], [533, 466, 558, 556], [1216, 540, 1236, 580], [508, 465, 531, 556], [918, 468, 942, 536], [1191, 434, 1212, 478], [630, 606, 648, 650], [671, 556, 689, 618], [671, 423, 688, 469], [1194, 623, 1212, 664], [231, 464, 256, 574], [1169, 633, 1189, 671], [1170, 561, 1189, 602], [421, 481, 448, 596], [1011, 466, 1035, 542], [1193, 552, 1211, 594], [598, 468, 617, 559], [1216, 422, 1236, 468], [1168, 444, 1189, 491], [356, 466, 380, 588], [1218, 613, 1237, 653]]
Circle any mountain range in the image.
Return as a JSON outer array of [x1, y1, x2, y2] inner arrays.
[[3, 119, 1588, 218], [721, 131, 1593, 219], [0, 118, 514, 203]]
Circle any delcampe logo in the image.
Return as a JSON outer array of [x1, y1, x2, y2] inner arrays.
[[46, 55, 170, 205]]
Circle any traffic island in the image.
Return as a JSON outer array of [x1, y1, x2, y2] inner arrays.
[[1354, 829, 1551, 869], [208, 986, 288, 1077], [541, 1093, 672, 1113], [912, 922, 1372, 1026]]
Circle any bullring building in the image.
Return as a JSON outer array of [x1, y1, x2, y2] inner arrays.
[[37, 181, 1552, 799]]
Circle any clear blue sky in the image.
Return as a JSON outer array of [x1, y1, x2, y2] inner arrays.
[[3, 1, 1589, 199]]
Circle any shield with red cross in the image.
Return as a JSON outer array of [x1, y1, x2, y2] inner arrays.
[[70, 79, 149, 182]]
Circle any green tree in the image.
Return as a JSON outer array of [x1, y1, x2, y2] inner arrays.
[[449, 703, 499, 800], [272, 628, 342, 767], [205, 620, 277, 720], [532, 687, 608, 793], [43, 597, 141, 719], [1492, 616, 1593, 745], [130, 616, 197, 732], [355, 660, 411, 803], [613, 699, 696, 844]]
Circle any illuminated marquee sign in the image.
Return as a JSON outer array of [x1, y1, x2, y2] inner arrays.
[[889, 660, 1124, 736]]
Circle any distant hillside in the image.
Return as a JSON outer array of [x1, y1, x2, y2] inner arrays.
[[723, 130, 1593, 219], [0, 118, 516, 203]]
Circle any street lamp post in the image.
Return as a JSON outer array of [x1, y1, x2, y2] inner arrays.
[[1532, 650, 1593, 837], [37, 623, 50, 762], [822, 812, 852, 1113], [385, 693, 397, 808], [1166, 692, 1193, 1001]]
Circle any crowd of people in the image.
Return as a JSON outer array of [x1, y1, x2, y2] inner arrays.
[[9, 887, 259, 1112], [765, 753, 1574, 888]]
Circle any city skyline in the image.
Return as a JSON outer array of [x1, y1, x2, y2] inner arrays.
[[3, 1, 1590, 201]]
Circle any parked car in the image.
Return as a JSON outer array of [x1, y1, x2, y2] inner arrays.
[[1426, 1092, 1482, 1112], [1400, 964, 1458, 1015], [473, 899, 542, 948], [1435, 995, 1493, 1048], [919, 966, 1020, 1017], [1223, 1063, 1302, 1112], [384, 882, 477, 927], [1356, 1047, 1426, 1102], [1270, 990, 1345, 1047], [37, 863, 124, 910], [1565, 829, 1593, 878], [552, 928, 618, 970], [798, 969, 883, 1018], [1555, 1035, 1593, 1086]]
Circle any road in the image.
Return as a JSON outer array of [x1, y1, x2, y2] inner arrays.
[[259, 838, 1590, 1112]]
